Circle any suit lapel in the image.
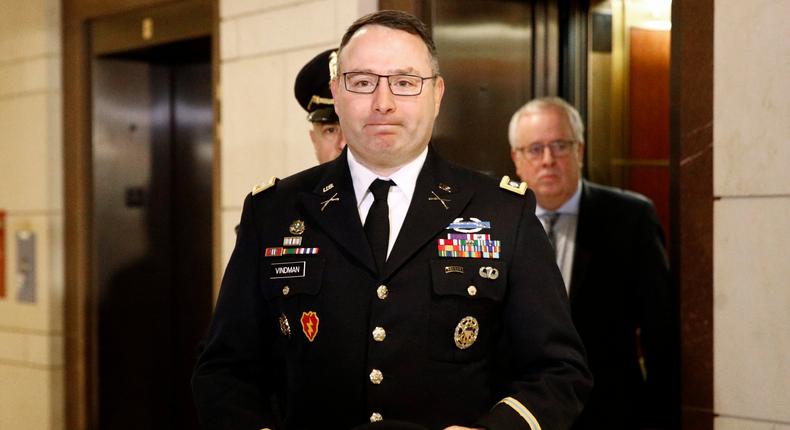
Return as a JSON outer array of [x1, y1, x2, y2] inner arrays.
[[384, 148, 473, 278], [569, 180, 592, 305], [298, 151, 377, 275]]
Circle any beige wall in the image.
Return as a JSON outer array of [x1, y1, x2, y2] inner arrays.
[[218, 0, 376, 269], [0, 0, 64, 428], [713, 0, 790, 429]]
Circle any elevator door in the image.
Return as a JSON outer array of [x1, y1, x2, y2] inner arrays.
[[431, 0, 533, 177], [92, 38, 213, 430]]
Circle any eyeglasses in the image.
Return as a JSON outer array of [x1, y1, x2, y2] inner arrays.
[[514, 140, 578, 161], [342, 72, 437, 96]]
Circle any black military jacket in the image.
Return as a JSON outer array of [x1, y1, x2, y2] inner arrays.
[[193, 147, 592, 430]]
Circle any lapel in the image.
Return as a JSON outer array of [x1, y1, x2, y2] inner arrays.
[[569, 180, 592, 305], [383, 147, 474, 278], [298, 149, 377, 276]]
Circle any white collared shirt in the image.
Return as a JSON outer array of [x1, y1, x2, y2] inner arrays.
[[347, 147, 428, 258], [536, 180, 582, 292]]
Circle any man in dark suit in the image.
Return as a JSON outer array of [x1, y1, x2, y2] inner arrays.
[[508, 97, 680, 429], [193, 11, 591, 430]]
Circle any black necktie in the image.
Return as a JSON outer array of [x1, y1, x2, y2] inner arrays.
[[545, 212, 560, 255], [364, 179, 394, 274]]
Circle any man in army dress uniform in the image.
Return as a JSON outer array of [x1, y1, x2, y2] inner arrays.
[[193, 10, 591, 430], [295, 48, 347, 163]]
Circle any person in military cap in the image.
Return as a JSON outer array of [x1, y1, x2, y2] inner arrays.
[[193, 10, 591, 430], [295, 48, 347, 163]]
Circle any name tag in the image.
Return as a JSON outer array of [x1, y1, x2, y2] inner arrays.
[[269, 261, 306, 279]]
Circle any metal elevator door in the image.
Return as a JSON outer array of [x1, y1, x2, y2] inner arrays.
[[92, 38, 213, 430], [431, 0, 534, 177]]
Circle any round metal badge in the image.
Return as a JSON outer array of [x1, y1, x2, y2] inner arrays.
[[454, 316, 480, 350]]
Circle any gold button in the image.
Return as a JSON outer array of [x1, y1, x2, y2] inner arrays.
[[372, 326, 386, 342], [370, 412, 383, 422], [282, 285, 290, 296], [467, 285, 477, 296], [369, 369, 383, 384], [376, 285, 389, 300]]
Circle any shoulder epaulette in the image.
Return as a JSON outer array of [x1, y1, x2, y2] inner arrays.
[[499, 175, 528, 196], [252, 176, 278, 196]]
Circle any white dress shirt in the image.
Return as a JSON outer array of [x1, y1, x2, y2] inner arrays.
[[347, 147, 428, 259], [536, 180, 582, 292]]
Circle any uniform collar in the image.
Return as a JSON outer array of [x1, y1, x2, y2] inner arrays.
[[347, 146, 428, 208]]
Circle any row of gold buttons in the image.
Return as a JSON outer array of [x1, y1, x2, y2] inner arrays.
[[369, 284, 389, 422]]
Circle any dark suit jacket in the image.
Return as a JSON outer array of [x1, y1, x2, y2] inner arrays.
[[192, 147, 592, 430], [569, 181, 679, 429]]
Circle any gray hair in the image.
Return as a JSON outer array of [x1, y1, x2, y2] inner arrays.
[[507, 97, 585, 148]]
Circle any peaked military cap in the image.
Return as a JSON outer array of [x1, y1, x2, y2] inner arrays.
[[294, 48, 339, 123]]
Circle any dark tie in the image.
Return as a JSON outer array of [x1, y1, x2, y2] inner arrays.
[[364, 179, 394, 274], [545, 212, 560, 254]]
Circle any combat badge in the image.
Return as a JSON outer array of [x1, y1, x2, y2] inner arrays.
[[301, 311, 319, 342], [446, 218, 490, 233], [454, 316, 479, 350], [279, 313, 291, 337], [289, 219, 306, 235]]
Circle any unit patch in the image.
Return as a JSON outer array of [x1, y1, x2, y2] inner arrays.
[[301, 311, 319, 342], [269, 261, 306, 279]]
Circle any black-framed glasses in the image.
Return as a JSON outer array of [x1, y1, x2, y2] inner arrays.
[[342, 72, 437, 96], [514, 140, 578, 161]]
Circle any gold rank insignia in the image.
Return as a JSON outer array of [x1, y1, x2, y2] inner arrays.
[[499, 175, 528, 195], [454, 316, 479, 350], [279, 314, 291, 337], [289, 219, 306, 235], [252, 176, 278, 195]]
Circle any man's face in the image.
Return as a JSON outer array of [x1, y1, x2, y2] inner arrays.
[[511, 107, 583, 210], [331, 25, 444, 173], [309, 122, 346, 164]]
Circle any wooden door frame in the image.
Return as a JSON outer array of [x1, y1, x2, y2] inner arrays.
[[62, 1, 218, 428]]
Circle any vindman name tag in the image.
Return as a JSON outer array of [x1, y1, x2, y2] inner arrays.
[[269, 261, 306, 279]]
